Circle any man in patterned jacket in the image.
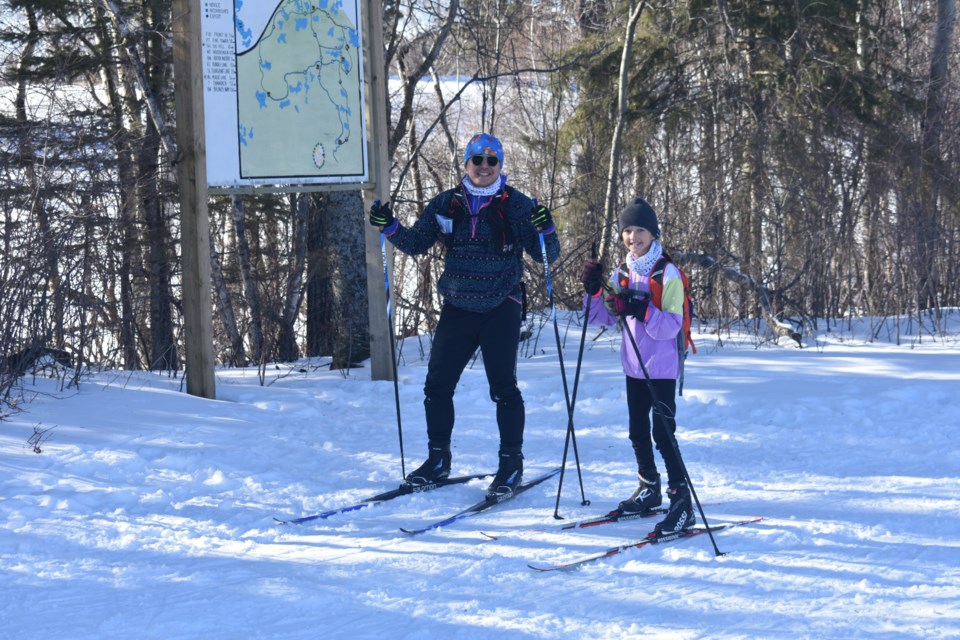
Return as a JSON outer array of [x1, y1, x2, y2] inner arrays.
[[369, 133, 560, 497]]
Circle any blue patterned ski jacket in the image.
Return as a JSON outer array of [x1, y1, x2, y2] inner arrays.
[[383, 184, 560, 314]]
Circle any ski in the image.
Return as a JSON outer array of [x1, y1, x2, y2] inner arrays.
[[274, 473, 489, 525], [528, 516, 763, 571], [554, 501, 728, 532], [559, 507, 670, 531], [480, 506, 670, 541], [400, 467, 562, 535]]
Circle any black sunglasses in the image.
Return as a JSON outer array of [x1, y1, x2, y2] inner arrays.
[[470, 155, 500, 167]]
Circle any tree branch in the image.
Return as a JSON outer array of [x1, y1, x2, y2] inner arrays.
[[391, 47, 608, 201], [671, 251, 803, 346]]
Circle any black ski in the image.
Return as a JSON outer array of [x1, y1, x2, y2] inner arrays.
[[480, 506, 670, 541], [400, 467, 562, 535], [274, 473, 489, 525], [552, 503, 722, 532], [528, 516, 763, 571], [559, 506, 670, 531]]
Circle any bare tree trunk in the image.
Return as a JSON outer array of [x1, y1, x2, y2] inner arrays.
[[2, 5, 40, 401], [306, 195, 329, 358], [330, 189, 371, 368], [232, 196, 263, 363], [406, 118, 437, 337], [597, 0, 647, 267], [140, 0, 178, 371], [141, 118, 178, 371], [276, 194, 308, 362], [95, 0, 178, 162], [209, 233, 246, 366], [95, 2, 142, 369], [916, 0, 957, 310], [14, 6, 65, 351]]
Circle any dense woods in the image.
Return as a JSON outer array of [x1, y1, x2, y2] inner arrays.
[[1, 0, 957, 407]]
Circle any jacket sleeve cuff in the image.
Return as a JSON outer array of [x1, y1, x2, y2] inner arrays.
[[382, 219, 400, 236]]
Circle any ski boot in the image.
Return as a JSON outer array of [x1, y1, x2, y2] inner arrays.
[[486, 451, 523, 498], [654, 482, 695, 534], [405, 444, 451, 486], [617, 473, 662, 514]]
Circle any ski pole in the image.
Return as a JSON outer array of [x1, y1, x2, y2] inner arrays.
[[376, 200, 406, 479], [553, 244, 603, 515], [534, 200, 589, 514], [619, 313, 722, 556], [552, 287, 594, 518]]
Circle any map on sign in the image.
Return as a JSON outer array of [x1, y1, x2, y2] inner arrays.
[[202, 0, 368, 189]]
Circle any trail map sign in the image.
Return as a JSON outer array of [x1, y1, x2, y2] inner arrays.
[[201, 0, 369, 190]]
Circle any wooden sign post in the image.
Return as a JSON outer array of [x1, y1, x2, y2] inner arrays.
[[362, 0, 395, 382], [171, 0, 216, 399]]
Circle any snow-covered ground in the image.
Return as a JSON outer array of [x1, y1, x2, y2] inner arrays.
[[2, 313, 958, 639]]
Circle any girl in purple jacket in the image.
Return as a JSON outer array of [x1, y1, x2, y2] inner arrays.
[[580, 198, 695, 534]]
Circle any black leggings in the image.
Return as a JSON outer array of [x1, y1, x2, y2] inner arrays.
[[423, 301, 524, 453], [626, 376, 683, 485]]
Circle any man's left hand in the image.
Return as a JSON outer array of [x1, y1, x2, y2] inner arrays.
[[531, 204, 553, 231]]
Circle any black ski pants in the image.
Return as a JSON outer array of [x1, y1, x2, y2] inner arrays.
[[423, 300, 524, 454], [626, 376, 684, 486]]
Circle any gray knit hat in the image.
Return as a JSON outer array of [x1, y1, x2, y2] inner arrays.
[[618, 197, 660, 238]]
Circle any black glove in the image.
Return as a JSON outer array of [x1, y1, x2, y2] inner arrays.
[[580, 261, 605, 295], [606, 293, 649, 319], [531, 203, 553, 231], [369, 200, 394, 228]]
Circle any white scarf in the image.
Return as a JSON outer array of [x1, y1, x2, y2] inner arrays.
[[461, 174, 506, 197], [627, 240, 663, 277]]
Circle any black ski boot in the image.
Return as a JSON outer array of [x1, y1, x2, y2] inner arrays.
[[405, 444, 451, 486], [486, 452, 523, 497], [654, 482, 695, 534], [617, 473, 662, 513]]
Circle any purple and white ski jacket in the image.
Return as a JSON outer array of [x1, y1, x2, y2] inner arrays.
[[585, 261, 684, 380]]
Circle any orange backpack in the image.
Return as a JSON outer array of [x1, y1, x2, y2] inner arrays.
[[649, 254, 696, 393]]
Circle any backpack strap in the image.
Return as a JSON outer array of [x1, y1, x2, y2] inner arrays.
[[649, 256, 671, 309], [439, 187, 468, 248], [648, 253, 691, 394], [485, 187, 516, 254], [650, 252, 673, 281], [616, 263, 631, 290]]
